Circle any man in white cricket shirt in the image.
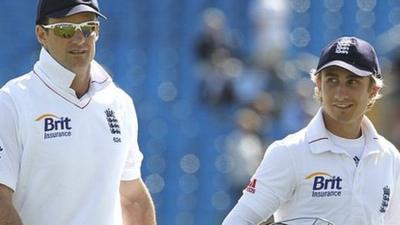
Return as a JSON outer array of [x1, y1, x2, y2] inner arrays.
[[222, 36, 400, 225], [0, 0, 156, 224]]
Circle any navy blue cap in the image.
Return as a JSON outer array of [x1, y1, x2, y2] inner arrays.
[[314, 36, 382, 79], [36, 0, 107, 24]]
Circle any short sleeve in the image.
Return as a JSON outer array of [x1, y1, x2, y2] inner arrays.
[[237, 141, 296, 220], [120, 96, 143, 181], [0, 90, 22, 191]]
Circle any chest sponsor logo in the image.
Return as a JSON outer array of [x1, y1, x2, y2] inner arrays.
[[35, 114, 72, 139], [380, 185, 391, 213], [305, 172, 343, 198], [104, 108, 121, 143]]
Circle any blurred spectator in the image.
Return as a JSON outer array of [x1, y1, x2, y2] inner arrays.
[[234, 0, 291, 138], [225, 107, 265, 198], [280, 78, 318, 135], [233, 68, 270, 105], [384, 47, 400, 147], [248, 0, 290, 70], [195, 8, 242, 106], [250, 92, 280, 142], [224, 92, 276, 192], [390, 47, 400, 97], [196, 8, 235, 63]]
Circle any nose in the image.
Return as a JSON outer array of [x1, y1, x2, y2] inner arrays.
[[333, 83, 349, 101], [70, 29, 86, 44]]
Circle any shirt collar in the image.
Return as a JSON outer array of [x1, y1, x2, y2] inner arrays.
[[360, 113, 383, 156], [305, 108, 383, 155], [33, 48, 112, 97], [33, 48, 112, 108], [34, 48, 76, 95]]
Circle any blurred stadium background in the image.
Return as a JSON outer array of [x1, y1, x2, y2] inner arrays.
[[1, 0, 400, 224]]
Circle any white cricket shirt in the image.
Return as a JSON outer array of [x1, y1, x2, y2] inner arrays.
[[230, 108, 400, 225], [0, 48, 143, 225]]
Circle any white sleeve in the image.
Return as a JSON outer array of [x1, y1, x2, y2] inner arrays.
[[222, 203, 264, 225], [231, 142, 297, 222], [384, 157, 400, 225], [0, 90, 22, 191], [121, 97, 143, 181]]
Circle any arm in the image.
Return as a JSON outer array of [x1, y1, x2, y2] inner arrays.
[[0, 91, 22, 224], [223, 142, 297, 224], [222, 203, 264, 225], [0, 184, 23, 225], [120, 178, 156, 225]]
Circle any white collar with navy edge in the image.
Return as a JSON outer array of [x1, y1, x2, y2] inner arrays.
[[33, 48, 112, 108], [305, 108, 384, 157]]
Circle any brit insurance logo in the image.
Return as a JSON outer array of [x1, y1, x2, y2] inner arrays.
[[35, 113, 72, 139], [305, 172, 343, 198]]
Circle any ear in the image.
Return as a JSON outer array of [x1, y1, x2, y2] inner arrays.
[[316, 75, 322, 90], [369, 86, 380, 98], [35, 25, 48, 46], [95, 26, 100, 41]]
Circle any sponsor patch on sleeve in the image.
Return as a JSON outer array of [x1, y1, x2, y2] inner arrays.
[[245, 178, 257, 194]]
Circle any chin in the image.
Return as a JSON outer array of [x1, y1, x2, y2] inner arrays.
[[325, 108, 357, 122], [333, 112, 363, 124]]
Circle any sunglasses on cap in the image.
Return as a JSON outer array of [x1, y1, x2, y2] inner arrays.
[[42, 21, 99, 39]]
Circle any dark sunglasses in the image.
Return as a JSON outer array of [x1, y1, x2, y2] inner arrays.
[[42, 21, 100, 39]]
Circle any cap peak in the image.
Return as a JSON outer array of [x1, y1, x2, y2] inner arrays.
[[313, 36, 382, 79]]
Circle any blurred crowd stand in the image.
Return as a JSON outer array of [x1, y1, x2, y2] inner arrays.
[[194, 2, 314, 223]]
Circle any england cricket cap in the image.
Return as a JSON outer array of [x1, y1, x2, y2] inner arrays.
[[36, 0, 107, 24], [312, 36, 382, 79]]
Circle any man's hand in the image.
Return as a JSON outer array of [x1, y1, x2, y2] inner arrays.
[[0, 184, 23, 225], [120, 178, 156, 225]]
